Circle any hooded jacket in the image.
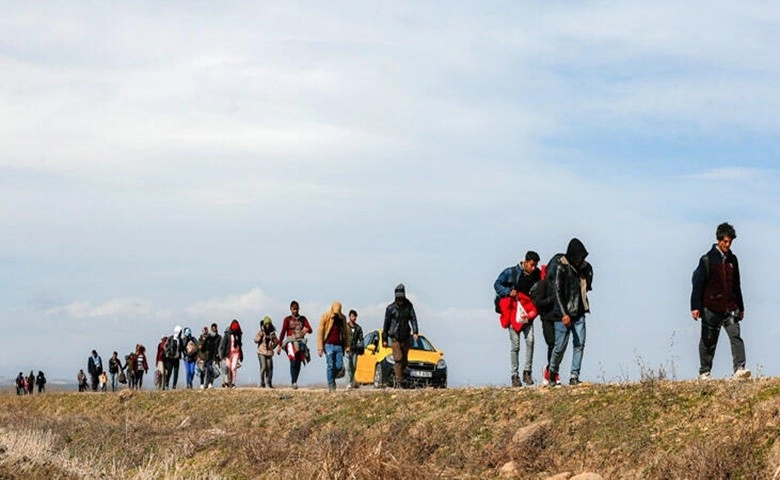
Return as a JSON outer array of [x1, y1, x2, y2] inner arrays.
[[219, 320, 243, 360], [317, 301, 351, 351], [547, 238, 593, 321]]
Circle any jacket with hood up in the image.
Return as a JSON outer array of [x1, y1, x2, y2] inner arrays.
[[317, 301, 351, 351], [546, 238, 593, 321]]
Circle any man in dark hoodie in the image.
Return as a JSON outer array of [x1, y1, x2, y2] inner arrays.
[[691, 222, 749, 380], [546, 238, 593, 386]]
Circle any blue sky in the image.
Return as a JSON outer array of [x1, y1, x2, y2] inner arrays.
[[1, 2, 779, 386]]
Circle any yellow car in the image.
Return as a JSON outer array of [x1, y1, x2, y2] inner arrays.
[[354, 329, 447, 388]]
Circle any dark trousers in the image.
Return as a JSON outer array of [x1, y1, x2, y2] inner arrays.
[[542, 319, 556, 366], [164, 359, 179, 389], [391, 339, 410, 387], [259, 354, 273, 386], [699, 308, 746, 374], [90, 374, 99, 391], [289, 359, 302, 384]]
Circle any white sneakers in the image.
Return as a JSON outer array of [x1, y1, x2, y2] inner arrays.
[[699, 369, 752, 380]]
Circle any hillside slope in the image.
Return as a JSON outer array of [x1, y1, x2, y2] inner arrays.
[[1, 379, 779, 479]]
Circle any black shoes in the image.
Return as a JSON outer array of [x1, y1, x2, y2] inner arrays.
[[511, 374, 521, 387]]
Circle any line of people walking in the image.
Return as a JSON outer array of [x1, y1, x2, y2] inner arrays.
[[69, 285, 429, 392], [15, 370, 45, 395]]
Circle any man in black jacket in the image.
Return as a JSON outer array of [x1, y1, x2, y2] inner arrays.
[[87, 350, 103, 392], [382, 284, 419, 388], [691, 222, 749, 380], [547, 238, 593, 386]]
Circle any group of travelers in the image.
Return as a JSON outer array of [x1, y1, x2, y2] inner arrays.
[[66, 283, 428, 392], [15, 370, 46, 395], [494, 223, 749, 387], [495, 238, 593, 387]]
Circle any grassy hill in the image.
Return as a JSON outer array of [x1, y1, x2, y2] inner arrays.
[[1, 378, 779, 479]]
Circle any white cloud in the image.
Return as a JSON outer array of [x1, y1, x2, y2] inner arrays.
[[46, 298, 151, 319]]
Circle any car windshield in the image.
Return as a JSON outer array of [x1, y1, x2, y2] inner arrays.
[[410, 336, 435, 352]]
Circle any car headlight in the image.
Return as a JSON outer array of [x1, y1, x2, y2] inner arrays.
[[437, 359, 447, 369], [386, 354, 395, 364]]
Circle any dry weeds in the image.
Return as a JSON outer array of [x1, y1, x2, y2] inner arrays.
[[0, 380, 779, 479]]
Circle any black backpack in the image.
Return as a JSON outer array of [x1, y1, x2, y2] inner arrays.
[[692, 254, 710, 284], [165, 336, 179, 359]]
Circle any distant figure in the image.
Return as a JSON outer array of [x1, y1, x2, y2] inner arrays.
[[317, 302, 351, 392], [26, 370, 34, 394], [134, 345, 149, 389], [125, 352, 137, 389], [181, 327, 199, 389], [219, 319, 244, 388], [87, 350, 103, 392], [35, 371, 46, 393], [155, 336, 167, 390], [345, 310, 364, 389], [99, 371, 108, 392], [108, 351, 124, 392], [546, 238, 593, 387], [691, 222, 750, 380], [77, 369, 88, 392], [277, 301, 312, 390], [164, 325, 183, 390], [494, 251, 542, 387], [383, 284, 419, 388], [198, 324, 221, 389], [254, 316, 278, 388], [15, 372, 25, 395]]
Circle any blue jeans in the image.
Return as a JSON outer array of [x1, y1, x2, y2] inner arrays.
[[324, 344, 344, 390], [184, 360, 196, 388], [508, 322, 534, 376], [549, 316, 586, 379]]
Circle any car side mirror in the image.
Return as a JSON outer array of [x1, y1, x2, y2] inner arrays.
[[366, 344, 376, 353]]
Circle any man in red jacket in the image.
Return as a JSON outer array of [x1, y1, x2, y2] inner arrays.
[[494, 251, 541, 387]]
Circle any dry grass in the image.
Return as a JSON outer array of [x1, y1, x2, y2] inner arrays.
[[1, 379, 780, 479]]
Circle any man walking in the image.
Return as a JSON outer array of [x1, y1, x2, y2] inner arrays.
[[345, 309, 364, 389], [382, 284, 419, 388], [317, 301, 351, 392], [277, 301, 312, 390], [494, 251, 542, 387], [691, 222, 750, 380], [547, 238, 593, 386], [164, 325, 183, 389], [87, 349, 103, 392]]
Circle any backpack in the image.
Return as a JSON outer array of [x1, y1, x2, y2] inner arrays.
[[165, 336, 179, 359], [692, 254, 710, 284]]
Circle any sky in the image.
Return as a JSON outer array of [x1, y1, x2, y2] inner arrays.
[[1, 1, 779, 386]]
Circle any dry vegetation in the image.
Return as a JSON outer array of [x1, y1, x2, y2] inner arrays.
[[1, 378, 780, 479]]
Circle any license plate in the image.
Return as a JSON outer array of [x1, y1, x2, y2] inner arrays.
[[410, 370, 432, 378]]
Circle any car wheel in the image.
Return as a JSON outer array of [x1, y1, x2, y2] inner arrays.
[[373, 365, 384, 389]]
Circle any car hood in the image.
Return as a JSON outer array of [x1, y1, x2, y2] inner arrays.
[[408, 349, 443, 365]]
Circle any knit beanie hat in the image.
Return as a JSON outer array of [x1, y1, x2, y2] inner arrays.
[[394, 283, 406, 299]]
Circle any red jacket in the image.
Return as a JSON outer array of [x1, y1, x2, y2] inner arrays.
[[498, 292, 538, 332]]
